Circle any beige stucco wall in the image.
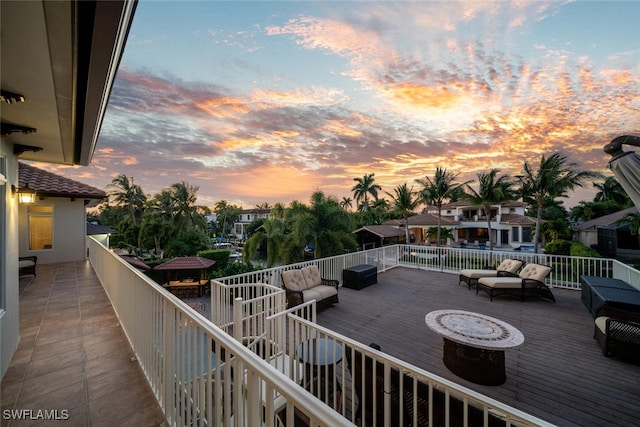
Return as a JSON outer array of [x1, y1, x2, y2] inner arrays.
[[1, 139, 20, 379], [19, 197, 87, 264]]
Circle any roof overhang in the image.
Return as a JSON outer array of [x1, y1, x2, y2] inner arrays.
[[1, 0, 137, 166]]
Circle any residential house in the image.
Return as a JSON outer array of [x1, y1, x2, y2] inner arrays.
[[232, 208, 270, 239], [18, 162, 106, 263], [573, 206, 639, 259], [1, 0, 135, 379], [384, 201, 537, 247]]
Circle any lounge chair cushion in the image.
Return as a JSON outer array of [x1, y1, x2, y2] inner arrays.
[[496, 259, 523, 274], [460, 259, 523, 279], [281, 269, 308, 292], [518, 264, 552, 282]]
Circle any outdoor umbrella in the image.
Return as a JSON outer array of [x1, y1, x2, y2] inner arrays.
[[604, 135, 640, 210]]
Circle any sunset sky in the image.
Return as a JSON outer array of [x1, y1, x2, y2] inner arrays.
[[39, 1, 640, 209]]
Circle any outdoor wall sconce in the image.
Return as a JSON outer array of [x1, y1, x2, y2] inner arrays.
[[12, 184, 37, 204]]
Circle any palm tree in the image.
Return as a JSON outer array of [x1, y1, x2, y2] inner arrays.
[[352, 173, 382, 211], [415, 168, 471, 247], [465, 169, 515, 251], [594, 176, 632, 206], [107, 174, 146, 227], [214, 200, 241, 237], [386, 183, 419, 244], [286, 191, 354, 259], [340, 197, 353, 211], [517, 153, 602, 253], [244, 219, 286, 267], [169, 182, 200, 235]]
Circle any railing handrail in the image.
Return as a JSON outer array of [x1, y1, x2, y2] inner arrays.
[[87, 236, 351, 427], [286, 314, 555, 426]]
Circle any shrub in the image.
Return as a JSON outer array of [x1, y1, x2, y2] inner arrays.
[[197, 249, 231, 271], [569, 241, 601, 258], [544, 239, 571, 255]]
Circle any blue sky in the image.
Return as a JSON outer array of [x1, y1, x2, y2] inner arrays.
[[44, 1, 640, 209]]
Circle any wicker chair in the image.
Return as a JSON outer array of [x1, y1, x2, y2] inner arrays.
[[594, 308, 640, 364], [19, 256, 37, 277]]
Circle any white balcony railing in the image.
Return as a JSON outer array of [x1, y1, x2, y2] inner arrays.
[[87, 237, 350, 427], [88, 237, 639, 427]]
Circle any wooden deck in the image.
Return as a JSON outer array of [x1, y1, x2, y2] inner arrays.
[[315, 266, 640, 427]]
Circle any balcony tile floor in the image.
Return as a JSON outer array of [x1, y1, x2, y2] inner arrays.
[[1, 261, 166, 427]]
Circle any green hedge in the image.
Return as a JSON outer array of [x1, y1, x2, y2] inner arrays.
[[197, 249, 231, 271]]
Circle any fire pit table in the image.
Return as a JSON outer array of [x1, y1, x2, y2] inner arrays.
[[425, 309, 524, 385]]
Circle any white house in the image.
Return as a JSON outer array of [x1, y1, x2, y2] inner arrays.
[[232, 208, 270, 239], [385, 201, 537, 248], [18, 162, 107, 263], [1, 0, 135, 379]]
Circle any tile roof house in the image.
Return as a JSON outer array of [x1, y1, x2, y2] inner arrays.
[[573, 207, 639, 259], [18, 162, 107, 264], [380, 201, 536, 247]]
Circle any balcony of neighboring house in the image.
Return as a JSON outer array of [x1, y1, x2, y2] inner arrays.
[[4, 240, 640, 427]]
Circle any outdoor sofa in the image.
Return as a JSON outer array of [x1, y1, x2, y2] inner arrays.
[[281, 265, 339, 307], [476, 263, 554, 302], [458, 258, 523, 290]]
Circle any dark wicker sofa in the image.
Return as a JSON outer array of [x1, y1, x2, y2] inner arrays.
[[281, 265, 338, 307]]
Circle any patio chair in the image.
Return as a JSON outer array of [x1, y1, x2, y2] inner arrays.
[[19, 256, 37, 277], [476, 263, 554, 302], [594, 308, 640, 364], [458, 259, 523, 290]]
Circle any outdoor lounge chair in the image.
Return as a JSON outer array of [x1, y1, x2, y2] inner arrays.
[[458, 258, 523, 290], [476, 263, 554, 302]]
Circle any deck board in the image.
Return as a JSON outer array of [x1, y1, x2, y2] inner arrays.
[[315, 266, 640, 427]]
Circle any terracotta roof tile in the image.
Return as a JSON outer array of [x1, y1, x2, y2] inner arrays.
[[19, 162, 106, 199]]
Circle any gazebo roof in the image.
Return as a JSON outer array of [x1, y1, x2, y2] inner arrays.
[[154, 256, 216, 271], [120, 256, 151, 271]]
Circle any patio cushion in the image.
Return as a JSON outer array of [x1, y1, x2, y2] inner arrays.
[[302, 288, 324, 303], [19, 259, 35, 269], [282, 269, 308, 292], [478, 277, 525, 289], [595, 316, 609, 333], [518, 264, 552, 282], [460, 269, 499, 279], [497, 259, 523, 274], [300, 265, 322, 288]]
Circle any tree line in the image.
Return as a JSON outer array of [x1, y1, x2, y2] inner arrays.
[[92, 152, 637, 267]]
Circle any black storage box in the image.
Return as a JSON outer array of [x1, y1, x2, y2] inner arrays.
[[343, 264, 377, 290]]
